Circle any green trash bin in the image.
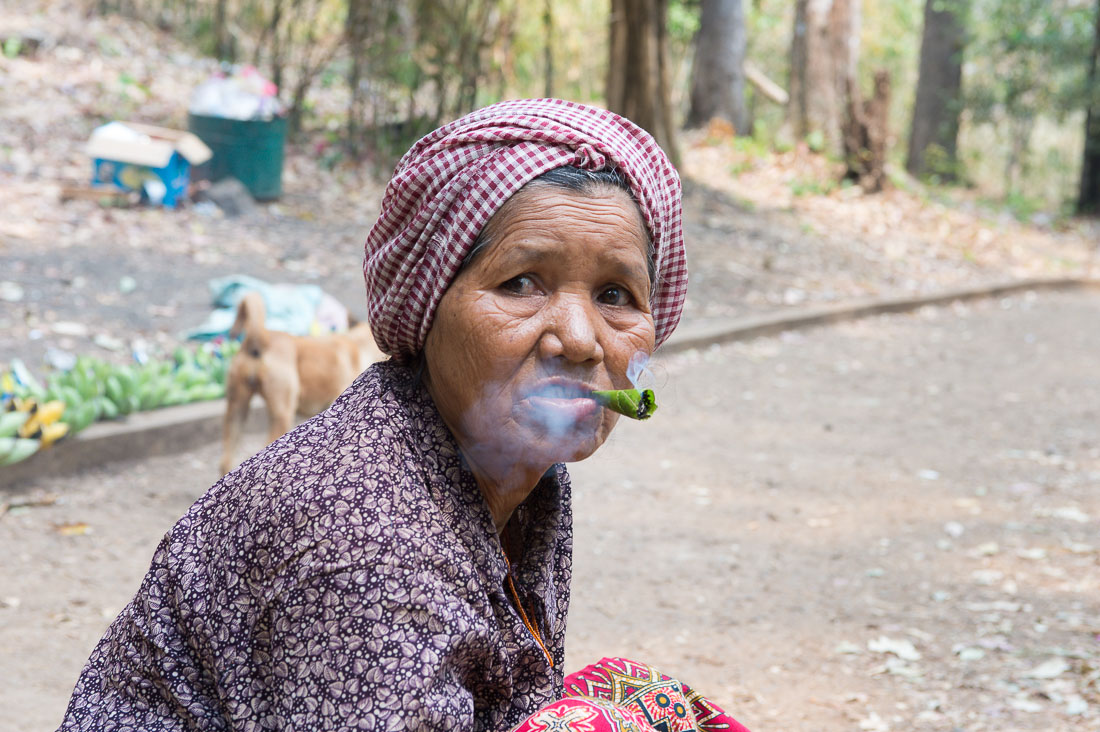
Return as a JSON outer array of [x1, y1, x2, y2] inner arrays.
[[187, 113, 287, 200]]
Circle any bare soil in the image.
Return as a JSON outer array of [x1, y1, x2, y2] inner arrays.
[[2, 3, 1098, 371], [3, 290, 1099, 731], [1, 3, 1099, 731]]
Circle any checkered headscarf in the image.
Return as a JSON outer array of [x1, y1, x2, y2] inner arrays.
[[363, 98, 688, 360]]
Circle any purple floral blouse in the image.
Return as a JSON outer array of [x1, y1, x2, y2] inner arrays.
[[60, 361, 573, 731]]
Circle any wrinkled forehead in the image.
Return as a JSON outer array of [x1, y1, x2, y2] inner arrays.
[[464, 173, 656, 286]]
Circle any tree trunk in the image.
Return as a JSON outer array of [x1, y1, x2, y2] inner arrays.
[[543, 0, 554, 98], [213, 0, 232, 61], [345, 0, 369, 157], [685, 0, 749, 135], [269, 0, 285, 94], [1079, 0, 1100, 214], [906, 0, 967, 179], [786, 0, 860, 155], [842, 70, 890, 192], [607, 0, 681, 166]]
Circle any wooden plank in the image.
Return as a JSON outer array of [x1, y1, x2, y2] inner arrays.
[[744, 60, 789, 106]]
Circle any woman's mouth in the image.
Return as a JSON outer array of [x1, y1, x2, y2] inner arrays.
[[529, 380, 594, 400], [519, 379, 600, 431]]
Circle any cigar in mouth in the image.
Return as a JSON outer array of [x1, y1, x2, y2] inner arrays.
[[590, 389, 657, 420]]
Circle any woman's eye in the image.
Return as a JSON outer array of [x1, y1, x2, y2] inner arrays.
[[501, 275, 539, 295], [597, 286, 633, 307]]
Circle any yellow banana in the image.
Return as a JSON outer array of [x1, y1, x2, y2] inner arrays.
[[18, 399, 66, 438], [39, 422, 70, 449], [35, 400, 66, 425]]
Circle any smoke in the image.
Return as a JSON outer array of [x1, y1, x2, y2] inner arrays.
[[457, 350, 658, 471], [524, 382, 588, 442], [626, 351, 654, 390]]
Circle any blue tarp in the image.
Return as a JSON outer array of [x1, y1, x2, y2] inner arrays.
[[184, 275, 328, 341]]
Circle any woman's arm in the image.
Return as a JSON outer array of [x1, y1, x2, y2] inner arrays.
[[262, 558, 494, 731]]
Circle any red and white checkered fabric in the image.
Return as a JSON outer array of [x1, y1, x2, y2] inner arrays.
[[363, 98, 688, 360]]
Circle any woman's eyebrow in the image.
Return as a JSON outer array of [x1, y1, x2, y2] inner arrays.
[[602, 259, 650, 289], [490, 241, 558, 266]]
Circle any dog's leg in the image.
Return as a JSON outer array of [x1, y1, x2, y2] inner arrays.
[[220, 374, 253, 476], [264, 368, 299, 445]]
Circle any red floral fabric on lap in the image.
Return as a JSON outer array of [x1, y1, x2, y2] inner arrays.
[[510, 697, 652, 732], [511, 657, 751, 732]]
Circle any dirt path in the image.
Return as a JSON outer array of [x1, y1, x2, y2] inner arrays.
[[3, 289, 1097, 731]]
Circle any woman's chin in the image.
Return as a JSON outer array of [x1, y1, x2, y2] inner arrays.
[[520, 416, 616, 466]]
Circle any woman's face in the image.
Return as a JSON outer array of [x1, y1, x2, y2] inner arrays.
[[422, 184, 656, 475]]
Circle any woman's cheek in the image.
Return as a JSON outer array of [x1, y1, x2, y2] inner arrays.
[[619, 314, 656, 351]]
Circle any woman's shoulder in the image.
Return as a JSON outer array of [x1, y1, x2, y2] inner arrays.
[[186, 361, 472, 573], [234, 361, 437, 491]]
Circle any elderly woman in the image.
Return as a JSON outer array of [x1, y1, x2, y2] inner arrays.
[[60, 100, 748, 732]]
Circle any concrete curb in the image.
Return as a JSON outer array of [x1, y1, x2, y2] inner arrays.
[[661, 276, 1100, 354], [1, 399, 268, 491], [3, 276, 1096, 490]]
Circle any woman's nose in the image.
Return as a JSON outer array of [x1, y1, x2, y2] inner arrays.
[[539, 293, 604, 364]]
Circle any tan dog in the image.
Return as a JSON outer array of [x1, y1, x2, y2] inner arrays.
[[220, 291, 384, 475]]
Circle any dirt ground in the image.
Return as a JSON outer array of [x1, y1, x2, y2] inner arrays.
[[3, 3, 1099, 371], [3, 289, 1098, 732], [2, 3, 1099, 730]]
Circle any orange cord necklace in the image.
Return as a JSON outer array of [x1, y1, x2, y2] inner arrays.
[[502, 548, 554, 668]]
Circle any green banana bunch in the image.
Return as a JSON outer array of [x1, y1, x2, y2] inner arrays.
[[1, 340, 238, 460], [0, 410, 30, 438], [0, 437, 39, 465]]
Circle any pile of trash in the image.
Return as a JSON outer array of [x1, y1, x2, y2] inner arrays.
[[189, 65, 285, 121]]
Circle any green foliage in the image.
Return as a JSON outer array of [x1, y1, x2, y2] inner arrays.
[[960, 0, 1095, 205], [3, 36, 23, 58], [967, 0, 1094, 127], [921, 142, 966, 183], [804, 130, 827, 154], [731, 134, 772, 157], [744, 0, 795, 146], [668, 0, 701, 46], [790, 177, 838, 197]]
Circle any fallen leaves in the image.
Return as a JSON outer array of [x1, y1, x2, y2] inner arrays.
[[53, 521, 89, 536]]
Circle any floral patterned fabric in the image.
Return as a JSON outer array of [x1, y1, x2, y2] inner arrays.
[[59, 360, 572, 731]]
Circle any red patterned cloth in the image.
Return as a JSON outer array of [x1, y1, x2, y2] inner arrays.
[[363, 98, 688, 361], [511, 657, 751, 732]]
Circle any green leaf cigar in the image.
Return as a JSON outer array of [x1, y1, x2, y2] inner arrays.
[[590, 388, 658, 420]]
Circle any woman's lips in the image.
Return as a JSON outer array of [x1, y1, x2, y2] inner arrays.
[[528, 379, 595, 400], [519, 379, 601, 425]]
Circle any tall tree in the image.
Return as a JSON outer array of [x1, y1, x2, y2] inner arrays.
[[607, 0, 681, 165], [907, 0, 967, 179], [786, 0, 860, 154], [686, 0, 749, 135], [213, 0, 233, 61], [543, 0, 554, 98], [345, 0, 371, 156], [1080, 0, 1100, 213]]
